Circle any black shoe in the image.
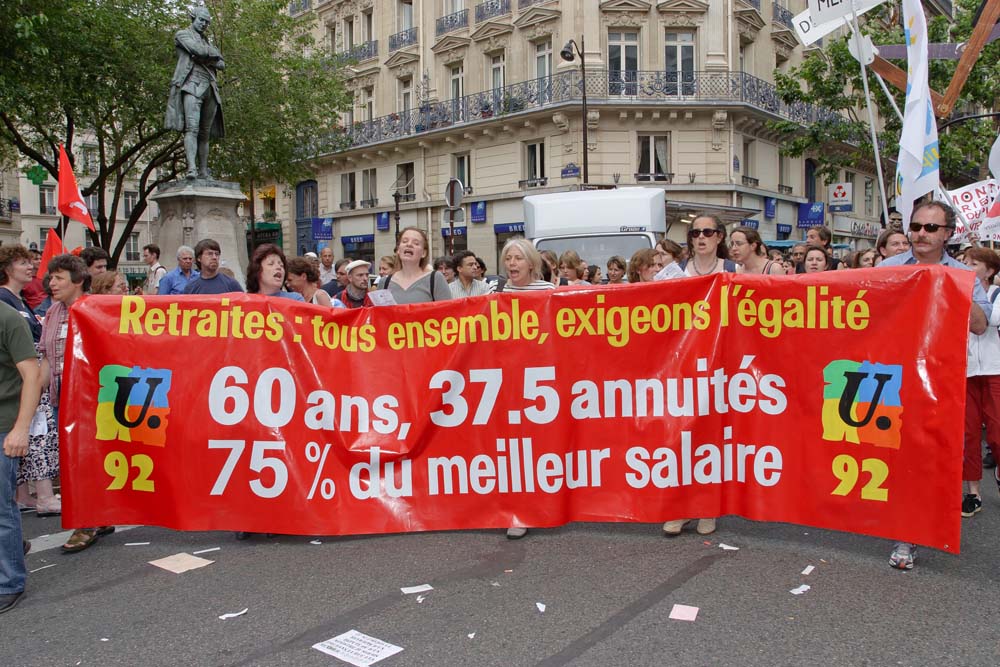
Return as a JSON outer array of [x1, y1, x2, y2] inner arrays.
[[961, 494, 982, 517], [22, 540, 30, 556], [0, 591, 24, 614], [985, 451, 996, 469]]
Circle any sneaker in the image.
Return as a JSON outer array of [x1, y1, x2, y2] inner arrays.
[[986, 451, 997, 469], [889, 542, 916, 570], [961, 494, 982, 517], [0, 591, 25, 614], [696, 518, 717, 535], [662, 519, 690, 536], [506, 527, 528, 539]]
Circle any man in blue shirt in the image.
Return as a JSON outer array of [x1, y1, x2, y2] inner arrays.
[[183, 239, 243, 295], [880, 200, 988, 571], [156, 245, 200, 295]]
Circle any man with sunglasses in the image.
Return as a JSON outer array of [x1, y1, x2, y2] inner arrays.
[[878, 200, 989, 570]]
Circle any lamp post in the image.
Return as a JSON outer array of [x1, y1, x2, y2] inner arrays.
[[560, 37, 588, 185], [392, 189, 401, 241]]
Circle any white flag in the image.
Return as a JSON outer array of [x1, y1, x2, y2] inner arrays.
[[894, 0, 939, 225]]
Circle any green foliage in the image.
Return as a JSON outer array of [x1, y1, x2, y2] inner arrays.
[[773, 0, 999, 192], [0, 0, 348, 262]]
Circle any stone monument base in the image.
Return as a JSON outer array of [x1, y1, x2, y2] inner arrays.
[[150, 179, 248, 286]]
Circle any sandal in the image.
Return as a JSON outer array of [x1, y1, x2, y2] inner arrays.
[[61, 529, 101, 553]]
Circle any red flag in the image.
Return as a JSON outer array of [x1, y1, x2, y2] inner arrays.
[[57, 144, 95, 231], [39, 228, 64, 277]]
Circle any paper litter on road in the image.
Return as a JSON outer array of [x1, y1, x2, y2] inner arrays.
[[536, 602, 546, 613], [491, 581, 500, 587], [718, 543, 740, 551], [790, 585, 811, 595], [148, 553, 214, 574], [467, 633, 475, 639], [218, 608, 249, 620], [415, 595, 425, 604], [125, 542, 150, 546], [193, 547, 220, 555], [100, 638, 109, 642], [504, 569, 513, 573], [801, 565, 815, 575], [312, 630, 403, 667], [400, 584, 433, 595], [29, 564, 56, 573], [669, 604, 699, 621], [310, 540, 322, 545]]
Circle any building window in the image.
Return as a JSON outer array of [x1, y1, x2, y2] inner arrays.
[[398, 0, 413, 30], [362, 9, 373, 42], [342, 92, 355, 127], [343, 18, 354, 50], [125, 233, 141, 262], [637, 135, 670, 182], [535, 40, 552, 79], [864, 178, 874, 216], [328, 24, 337, 53], [805, 159, 817, 202], [399, 77, 412, 113], [85, 192, 99, 217], [450, 64, 464, 99], [363, 87, 374, 121], [361, 168, 378, 207], [742, 139, 755, 180], [608, 31, 638, 95], [445, 0, 463, 13], [396, 162, 415, 201], [454, 153, 472, 191], [490, 53, 506, 92], [38, 185, 55, 215], [844, 171, 856, 210], [522, 141, 546, 187], [39, 227, 52, 250], [124, 191, 138, 218], [665, 31, 694, 95], [340, 173, 357, 209], [297, 180, 319, 219]]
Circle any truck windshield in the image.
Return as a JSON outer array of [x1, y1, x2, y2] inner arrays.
[[534, 234, 654, 268]]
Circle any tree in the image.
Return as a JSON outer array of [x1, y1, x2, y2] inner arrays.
[[0, 0, 349, 264], [773, 0, 1000, 195]]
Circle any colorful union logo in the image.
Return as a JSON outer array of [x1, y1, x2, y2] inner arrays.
[[822, 360, 903, 449], [96, 365, 171, 447]]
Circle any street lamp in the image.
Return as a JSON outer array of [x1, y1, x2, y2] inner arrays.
[[392, 189, 401, 241], [560, 37, 588, 185]]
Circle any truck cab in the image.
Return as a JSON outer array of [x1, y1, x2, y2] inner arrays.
[[523, 188, 666, 267]]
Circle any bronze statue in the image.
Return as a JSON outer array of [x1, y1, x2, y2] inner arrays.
[[165, 6, 226, 180]]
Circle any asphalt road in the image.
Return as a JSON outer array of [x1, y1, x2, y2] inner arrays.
[[6, 490, 1000, 667]]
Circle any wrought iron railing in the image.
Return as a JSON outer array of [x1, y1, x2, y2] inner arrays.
[[326, 70, 842, 152], [436, 9, 469, 36], [389, 27, 418, 52], [0, 198, 10, 220], [288, 0, 311, 16], [519, 177, 548, 188], [339, 201, 356, 210], [337, 40, 378, 63], [476, 0, 511, 22], [778, 184, 793, 195], [360, 198, 379, 208], [742, 175, 760, 187], [773, 3, 794, 29], [635, 173, 675, 183]]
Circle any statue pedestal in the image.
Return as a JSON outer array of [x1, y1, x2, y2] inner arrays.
[[151, 179, 248, 286]]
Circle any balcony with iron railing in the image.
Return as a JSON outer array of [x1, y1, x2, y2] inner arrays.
[[0, 198, 11, 220], [436, 9, 469, 36], [778, 184, 793, 195], [635, 173, 675, 183], [327, 70, 842, 153], [476, 0, 511, 22], [336, 40, 378, 64], [772, 3, 794, 29], [389, 27, 418, 52], [359, 198, 379, 208], [741, 175, 760, 187], [519, 177, 548, 189]]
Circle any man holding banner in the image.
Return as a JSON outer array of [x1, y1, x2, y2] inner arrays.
[[880, 200, 989, 569]]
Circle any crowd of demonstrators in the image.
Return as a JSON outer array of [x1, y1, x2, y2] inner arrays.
[[321, 258, 352, 299], [449, 251, 493, 298], [142, 244, 167, 295], [157, 246, 199, 295], [606, 256, 627, 284], [627, 249, 662, 284], [183, 239, 243, 295], [729, 227, 784, 276], [287, 256, 334, 307], [380, 228, 452, 304]]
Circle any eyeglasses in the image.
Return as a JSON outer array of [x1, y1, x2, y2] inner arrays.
[[908, 222, 953, 233], [688, 228, 720, 238]]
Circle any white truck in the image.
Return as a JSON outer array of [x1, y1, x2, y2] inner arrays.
[[523, 188, 666, 268]]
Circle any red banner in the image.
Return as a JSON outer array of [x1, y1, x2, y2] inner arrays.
[[62, 267, 971, 552]]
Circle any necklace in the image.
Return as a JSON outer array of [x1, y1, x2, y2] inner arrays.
[[691, 256, 718, 276]]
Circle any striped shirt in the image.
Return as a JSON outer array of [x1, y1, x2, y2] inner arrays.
[[450, 278, 494, 298], [503, 280, 556, 292]]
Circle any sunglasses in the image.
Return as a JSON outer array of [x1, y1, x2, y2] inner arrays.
[[908, 222, 953, 233], [688, 228, 720, 238]]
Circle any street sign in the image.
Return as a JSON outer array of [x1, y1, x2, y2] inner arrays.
[[444, 177, 465, 209], [807, 0, 853, 27], [793, 0, 885, 46]]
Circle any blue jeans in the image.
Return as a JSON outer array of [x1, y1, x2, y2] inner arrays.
[[0, 431, 26, 594]]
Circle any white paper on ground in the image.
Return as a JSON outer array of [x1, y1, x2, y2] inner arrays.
[[310, 540, 322, 545], [193, 547, 221, 555], [218, 608, 249, 620], [536, 602, 546, 613], [669, 604, 699, 621], [467, 633, 475, 639], [125, 542, 150, 546], [790, 584, 811, 595], [415, 595, 425, 604], [148, 553, 214, 574], [312, 630, 403, 667], [29, 563, 56, 573], [718, 543, 740, 551], [400, 584, 433, 595], [801, 565, 815, 575]]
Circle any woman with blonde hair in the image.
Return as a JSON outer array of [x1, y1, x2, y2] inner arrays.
[[380, 227, 452, 304], [627, 248, 663, 284]]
